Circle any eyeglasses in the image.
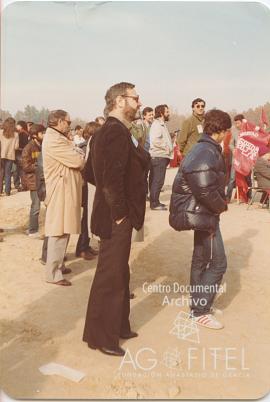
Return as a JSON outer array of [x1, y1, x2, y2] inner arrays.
[[195, 104, 205, 109], [121, 95, 140, 103], [64, 119, 72, 126]]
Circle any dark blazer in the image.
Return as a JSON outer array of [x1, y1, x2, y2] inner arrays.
[[85, 116, 150, 239], [169, 133, 227, 233]]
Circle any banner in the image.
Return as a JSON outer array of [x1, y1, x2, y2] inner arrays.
[[233, 120, 270, 176]]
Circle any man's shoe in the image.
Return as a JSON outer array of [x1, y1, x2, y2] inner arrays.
[[150, 205, 167, 211], [46, 279, 72, 286], [98, 346, 126, 356], [158, 202, 167, 207], [88, 246, 99, 256], [62, 267, 72, 274], [78, 250, 95, 260], [39, 258, 46, 265], [120, 331, 138, 339]]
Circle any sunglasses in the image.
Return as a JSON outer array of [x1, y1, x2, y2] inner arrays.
[[122, 95, 140, 103], [195, 104, 205, 109]]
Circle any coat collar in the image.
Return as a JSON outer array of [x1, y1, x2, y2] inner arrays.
[[198, 133, 222, 153], [106, 116, 132, 131], [47, 126, 68, 137]]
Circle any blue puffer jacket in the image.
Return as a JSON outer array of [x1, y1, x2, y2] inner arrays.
[[169, 133, 227, 233]]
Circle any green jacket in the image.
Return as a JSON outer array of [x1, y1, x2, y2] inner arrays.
[[131, 122, 151, 151], [177, 113, 204, 156]]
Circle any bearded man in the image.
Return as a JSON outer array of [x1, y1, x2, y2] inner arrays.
[[83, 82, 150, 356]]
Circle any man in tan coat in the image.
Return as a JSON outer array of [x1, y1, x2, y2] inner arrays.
[[43, 110, 85, 286]]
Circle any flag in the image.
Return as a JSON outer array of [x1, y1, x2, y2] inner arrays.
[[233, 120, 270, 176], [260, 108, 269, 128]]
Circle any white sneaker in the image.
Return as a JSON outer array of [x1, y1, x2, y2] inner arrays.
[[192, 314, 224, 329], [28, 232, 40, 239]]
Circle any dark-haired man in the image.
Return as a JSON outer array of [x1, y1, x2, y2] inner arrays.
[[83, 82, 150, 356], [149, 104, 173, 210], [131, 107, 154, 151], [43, 110, 85, 286], [177, 98, 206, 157]]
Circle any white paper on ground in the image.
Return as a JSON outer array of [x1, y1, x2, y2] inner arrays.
[[39, 363, 85, 383]]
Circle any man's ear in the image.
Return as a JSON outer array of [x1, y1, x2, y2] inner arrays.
[[115, 95, 125, 109]]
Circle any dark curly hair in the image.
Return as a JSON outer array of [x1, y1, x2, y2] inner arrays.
[[204, 109, 231, 136], [29, 124, 46, 138]]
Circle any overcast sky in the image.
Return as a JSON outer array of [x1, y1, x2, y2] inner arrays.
[[1, 1, 270, 120]]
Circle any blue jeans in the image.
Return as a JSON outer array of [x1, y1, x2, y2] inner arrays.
[[0, 159, 14, 195], [190, 225, 227, 316], [29, 190, 40, 233], [14, 152, 23, 188], [149, 157, 169, 207]]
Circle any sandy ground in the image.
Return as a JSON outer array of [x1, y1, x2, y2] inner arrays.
[[0, 167, 270, 400]]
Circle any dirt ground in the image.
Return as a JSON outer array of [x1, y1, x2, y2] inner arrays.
[[0, 167, 269, 400]]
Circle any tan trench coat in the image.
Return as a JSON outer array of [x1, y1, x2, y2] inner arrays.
[[43, 127, 85, 236]]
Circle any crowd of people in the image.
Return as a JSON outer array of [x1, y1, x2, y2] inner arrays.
[[1, 82, 270, 357]]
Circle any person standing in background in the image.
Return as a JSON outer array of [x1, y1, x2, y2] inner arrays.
[[73, 125, 85, 147], [149, 104, 173, 210], [131, 107, 154, 199], [21, 124, 45, 238], [75, 121, 100, 260], [14, 120, 29, 191], [43, 110, 85, 286], [177, 98, 205, 157], [0, 117, 19, 196]]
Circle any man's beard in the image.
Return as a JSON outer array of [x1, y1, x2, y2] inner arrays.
[[124, 104, 140, 122], [164, 115, 170, 122]]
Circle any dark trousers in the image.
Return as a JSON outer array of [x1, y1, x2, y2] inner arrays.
[[0, 159, 13, 195], [76, 206, 90, 255], [190, 225, 227, 316], [145, 156, 151, 196], [149, 157, 169, 207], [41, 236, 48, 263], [83, 218, 133, 349], [13, 153, 24, 189], [29, 190, 41, 233], [76, 185, 90, 255]]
